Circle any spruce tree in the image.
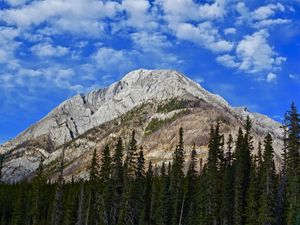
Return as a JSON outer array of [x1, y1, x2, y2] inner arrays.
[[161, 162, 173, 225], [234, 128, 247, 225], [119, 131, 139, 225], [51, 145, 65, 225], [245, 157, 259, 225], [207, 124, 223, 225], [99, 144, 112, 225], [88, 148, 101, 225], [0, 154, 4, 183], [31, 155, 47, 225], [184, 144, 198, 225], [221, 134, 234, 225], [12, 184, 28, 225], [143, 161, 153, 225], [258, 133, 277, 225], [133, 148, 146, 224], [234, 118, 252, 225], [111, 137, 124, 225], [76, 181, 86, 225], [170, 127, 185, 225], [276, 117, 288, 225], [285, 103, 300, 225]]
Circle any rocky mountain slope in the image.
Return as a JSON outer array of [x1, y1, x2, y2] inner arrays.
[[0, 69, 283, 183]]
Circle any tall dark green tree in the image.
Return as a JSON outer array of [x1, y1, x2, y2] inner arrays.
[[119, 131, 139, 225], [160, 162, 173, 225], [170, 127, 185, 225], [285, 103, 300, 225], [88, 148, 101, 225], [111, 137, 124, 225], [206, 124, 223, 225], [31, 155, 47, 225], [51, 145, 66, 225], [184, 144, 198, 225], [0, 154, 4, 183], [258, 133, 277, 225], [12, 184, 28, 225], [234, 117, 253, 225], [99, 144, 112, 225], [143, 161, 153, 225], [134, 148, 146, 224], [245, 157, 259, 225], [76, 181, 86, 225], [221, 134, 234, 225]]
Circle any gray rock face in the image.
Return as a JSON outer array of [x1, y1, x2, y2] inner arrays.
[[2, 69, 229, 150], [0, 69, 283, 182]]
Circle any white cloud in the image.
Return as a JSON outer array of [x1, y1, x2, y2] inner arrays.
[[156, 0, 226, 23], [131, 32, 171, 52], [31, 43, 69, 57], [266, 72, 277, 82], [175, 22, 234, 53], [236, 30, 285, 73], [252, 3, 285, 21], [236, 2, 289, 29], [217, 30, 286, 75], [224, 28, 236, 35], [121, 0, 157, 30], [289, 74, 300, 81], [93, 47, 134, 72], [253, 18, 290, 29], [0, 26, 20, 68], [216, 54, 239, 68], [0, 0, 121, 36]]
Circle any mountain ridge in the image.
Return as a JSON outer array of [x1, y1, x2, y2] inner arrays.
[[0, 69, 283, 182]]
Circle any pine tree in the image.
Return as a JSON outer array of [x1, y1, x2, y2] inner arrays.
[[0, 154, 4, 183], [245, 157, 259, 225], [64, 184, 78, 225], [184, 144, 198, 225], [258, 133, 277, 225], [161, 162, 173, 225], [151, 162, 164, 225], [119, 131, 139, 225], [170, 127, 185, 225], [124, 131, 138, 179], [76, 181, 86, 225], [276, 117, 288, 225], [88, 148, 101, 225], [234, 118, 252, 225], [99, 144, 112, 225], [51, 145, 65, 225], [143, 161, 153, 225], [133, 148, 146, 224], [221, 134, 234, 225], [12, 184, 28, 225], [285, 103, 300, 225], [207, 124, 223, 225], [31, 155, 47, 225], [111, 137, 124, 225]]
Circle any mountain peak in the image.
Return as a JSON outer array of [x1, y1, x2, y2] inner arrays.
[[0, 69, 283, 183], [121, 69, 188, 84]]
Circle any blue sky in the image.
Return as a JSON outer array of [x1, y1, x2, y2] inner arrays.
[[0, 0, 299, 143]]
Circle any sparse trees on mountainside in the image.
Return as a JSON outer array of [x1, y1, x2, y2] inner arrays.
[[0, 104, 299, 225]]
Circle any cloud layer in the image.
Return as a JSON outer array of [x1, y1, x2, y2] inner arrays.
[[0, 0, 298, 137]]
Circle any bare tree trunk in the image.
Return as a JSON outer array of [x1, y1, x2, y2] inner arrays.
[[178, 193, 186, 225]]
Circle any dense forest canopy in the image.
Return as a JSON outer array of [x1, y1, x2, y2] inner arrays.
[[0, 103, 299, 225]]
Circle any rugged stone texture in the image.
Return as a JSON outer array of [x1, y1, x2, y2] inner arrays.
[[0, 69, 283, 183]]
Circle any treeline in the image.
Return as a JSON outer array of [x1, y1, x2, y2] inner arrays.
[[0, 103, 299, 225]]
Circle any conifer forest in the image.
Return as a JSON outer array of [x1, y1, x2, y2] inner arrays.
[[0, 103, 299, 225]]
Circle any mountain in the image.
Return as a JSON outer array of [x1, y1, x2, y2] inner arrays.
[[0, 69, 283, 183]]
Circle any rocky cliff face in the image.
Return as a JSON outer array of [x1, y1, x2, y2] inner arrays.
[[0, 69, 283, 183]]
